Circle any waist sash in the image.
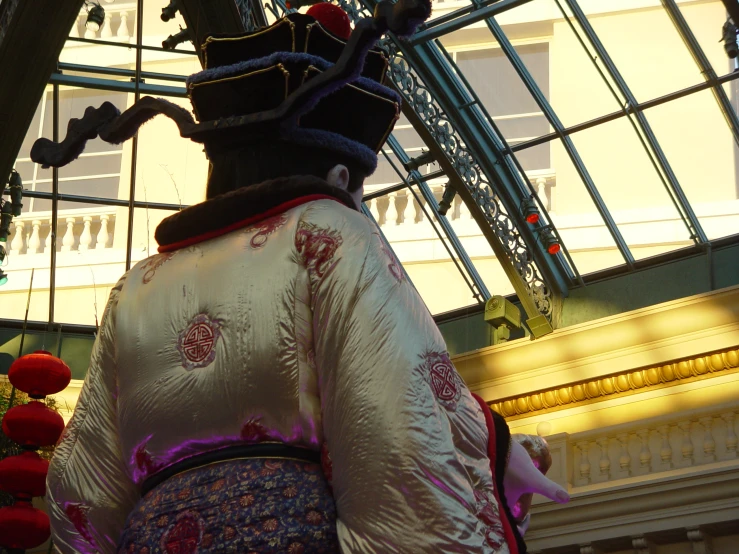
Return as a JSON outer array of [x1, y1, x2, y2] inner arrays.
[[141, 443, 321, 496]]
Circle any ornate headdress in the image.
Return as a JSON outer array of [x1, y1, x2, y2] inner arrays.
[[31, 0, 432, 175]]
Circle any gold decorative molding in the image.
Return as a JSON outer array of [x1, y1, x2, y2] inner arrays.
[[489, 347, 739, 419]]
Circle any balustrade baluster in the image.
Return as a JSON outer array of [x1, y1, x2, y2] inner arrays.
[[401, 192, 415, 225], [699, 417, 716, 463], [575, 440, 591, 486], [616, 432, 631, 478], [101, 12, 113, 39], [414, 196, 425, 223], [385, 193, 399, 226], [62, 218, 77, 252], [636, 428, 652, 475], [658, 424, 673, 470], [376, 196, 388, 226], [97, 215, 111, 248], [10, 221, 25, 254], [678, 420, 694, 467], [69, 15, 80, 38], [457, 196, 471, 220], [722, 412, 737, 459], [28, 220, 42, 254], [117, 11, 131, 41], [536, 178, 549, 211], [79, 217, 93, 251], [597, 437, 611, 480]]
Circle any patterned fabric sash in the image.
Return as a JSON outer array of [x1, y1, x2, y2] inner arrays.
[[141, 444, 321, 496]]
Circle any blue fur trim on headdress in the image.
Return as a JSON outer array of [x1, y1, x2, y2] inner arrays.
[[284, 127, 378, 174], [187, 51, 401, 105]]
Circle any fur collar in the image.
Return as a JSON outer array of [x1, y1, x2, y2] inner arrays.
[[155, 175, 358, 251]]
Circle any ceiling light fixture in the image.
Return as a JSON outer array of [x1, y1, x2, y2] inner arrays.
[[85, 2, 105, 33]]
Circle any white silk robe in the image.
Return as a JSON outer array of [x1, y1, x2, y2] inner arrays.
[[46, 195, 510, 553]]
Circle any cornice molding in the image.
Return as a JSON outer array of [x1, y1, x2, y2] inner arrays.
[[489, 346, 739, 419], [454, 285, 739, 402]]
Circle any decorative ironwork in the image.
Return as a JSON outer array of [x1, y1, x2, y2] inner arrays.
[[336, 0, 554, 317]]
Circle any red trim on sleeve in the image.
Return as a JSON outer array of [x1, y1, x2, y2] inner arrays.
[[471, 392, 519, 554], [157, 194, 341, 253]]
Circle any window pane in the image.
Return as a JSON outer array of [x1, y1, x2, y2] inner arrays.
[[577, 3, 702, 102], [568, 118, 694, 261], [365, 187, 482, 314], [645, 88, 739, 241], [0, 234, 52, 322], [678, 0, 735, 80]]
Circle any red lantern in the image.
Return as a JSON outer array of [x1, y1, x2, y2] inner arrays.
[[307, 3, 351, 40], [9, 350, 71, 399], [2, 401, 65, 448], [0, 451, 49, 499], [0, 502, 51, 549]]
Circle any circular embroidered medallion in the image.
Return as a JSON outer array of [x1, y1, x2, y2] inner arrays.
[[160, 512, 202, 554], [177, 314, 221, 370], [420, 351, 462, 410]]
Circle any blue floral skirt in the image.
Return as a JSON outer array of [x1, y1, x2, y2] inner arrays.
[[118, 458, 339, 553]]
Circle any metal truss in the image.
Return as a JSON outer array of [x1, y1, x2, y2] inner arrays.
[[324, 0, 574, 335]]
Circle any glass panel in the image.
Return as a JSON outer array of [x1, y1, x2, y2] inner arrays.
[[576, 2, 702, 102], [568, 118, 693, 261], [133, 95, 209, 207], [365, 148, 405, 189], [52, 205, 129, 326], [132, 207, 179, 266], [365, 187, 481, 315], [678, 0, 735, 79], [645, 88, 739, 241], [56, 88, 130, 203], [62, 3, 138, 68], [142, 0, 197, 53], [453, 44, 550, 145]]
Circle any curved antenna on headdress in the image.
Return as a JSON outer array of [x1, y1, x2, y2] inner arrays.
[[31, 97, 198, 168]]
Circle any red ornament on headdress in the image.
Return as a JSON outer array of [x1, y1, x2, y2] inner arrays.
[[9, 350, 71, 399], [307, 3, 352, 40], [2, 401, 65, 448], [0, 503, 51, 549], [0, 451, 49, 499]]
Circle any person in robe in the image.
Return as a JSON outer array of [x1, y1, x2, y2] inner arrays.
[[32, 2, 569, 552]]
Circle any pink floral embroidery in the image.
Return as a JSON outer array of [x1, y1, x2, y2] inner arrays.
[[247, 214, 288, 248], [140, 253, 175, 285], [65, 503, 95, 547], [288, 543, 306, 554], [177, 314, 222, 370], [320, 442, 333, 487], [375, 233, 404, 283], [240, 416, 270, 442], [418, 351, 463, 410], [295, 221, 343, 278], [474, 489, 505, 549], [160, 512, 202, 554]]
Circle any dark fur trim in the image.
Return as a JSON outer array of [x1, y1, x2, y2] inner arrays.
[[155, 175, 358, 248]]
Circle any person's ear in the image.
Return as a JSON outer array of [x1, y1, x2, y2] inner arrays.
[[326, 164, 350, 190]]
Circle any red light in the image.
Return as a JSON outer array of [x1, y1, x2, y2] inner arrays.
[[547, 242, 561, 255], [525, 212, 540, 224]]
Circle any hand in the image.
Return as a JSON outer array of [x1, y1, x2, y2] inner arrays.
[[503, 440, 569, 529]]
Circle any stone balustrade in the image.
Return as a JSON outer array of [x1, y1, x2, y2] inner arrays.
[[6, 208, 117, 256], [565, 402, 738, 488], [69, 0, 136, 42]]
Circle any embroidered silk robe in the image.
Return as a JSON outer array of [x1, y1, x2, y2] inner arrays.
[[45, 177, 512, 553]]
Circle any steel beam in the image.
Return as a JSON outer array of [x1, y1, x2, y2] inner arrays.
[[662, 0, 739, 147], [409, 0, 534, 46], [48, 73, 187, 98]]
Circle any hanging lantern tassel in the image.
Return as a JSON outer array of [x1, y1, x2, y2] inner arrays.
[[0, 350, 71, 551]]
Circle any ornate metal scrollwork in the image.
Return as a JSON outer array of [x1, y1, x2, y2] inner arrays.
[[337, 0, 553, 317]]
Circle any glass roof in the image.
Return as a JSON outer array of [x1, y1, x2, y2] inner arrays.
[[2, 0, 738, 328]]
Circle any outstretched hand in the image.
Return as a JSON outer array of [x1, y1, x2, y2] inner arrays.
[[503, 440, 570, 533]]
